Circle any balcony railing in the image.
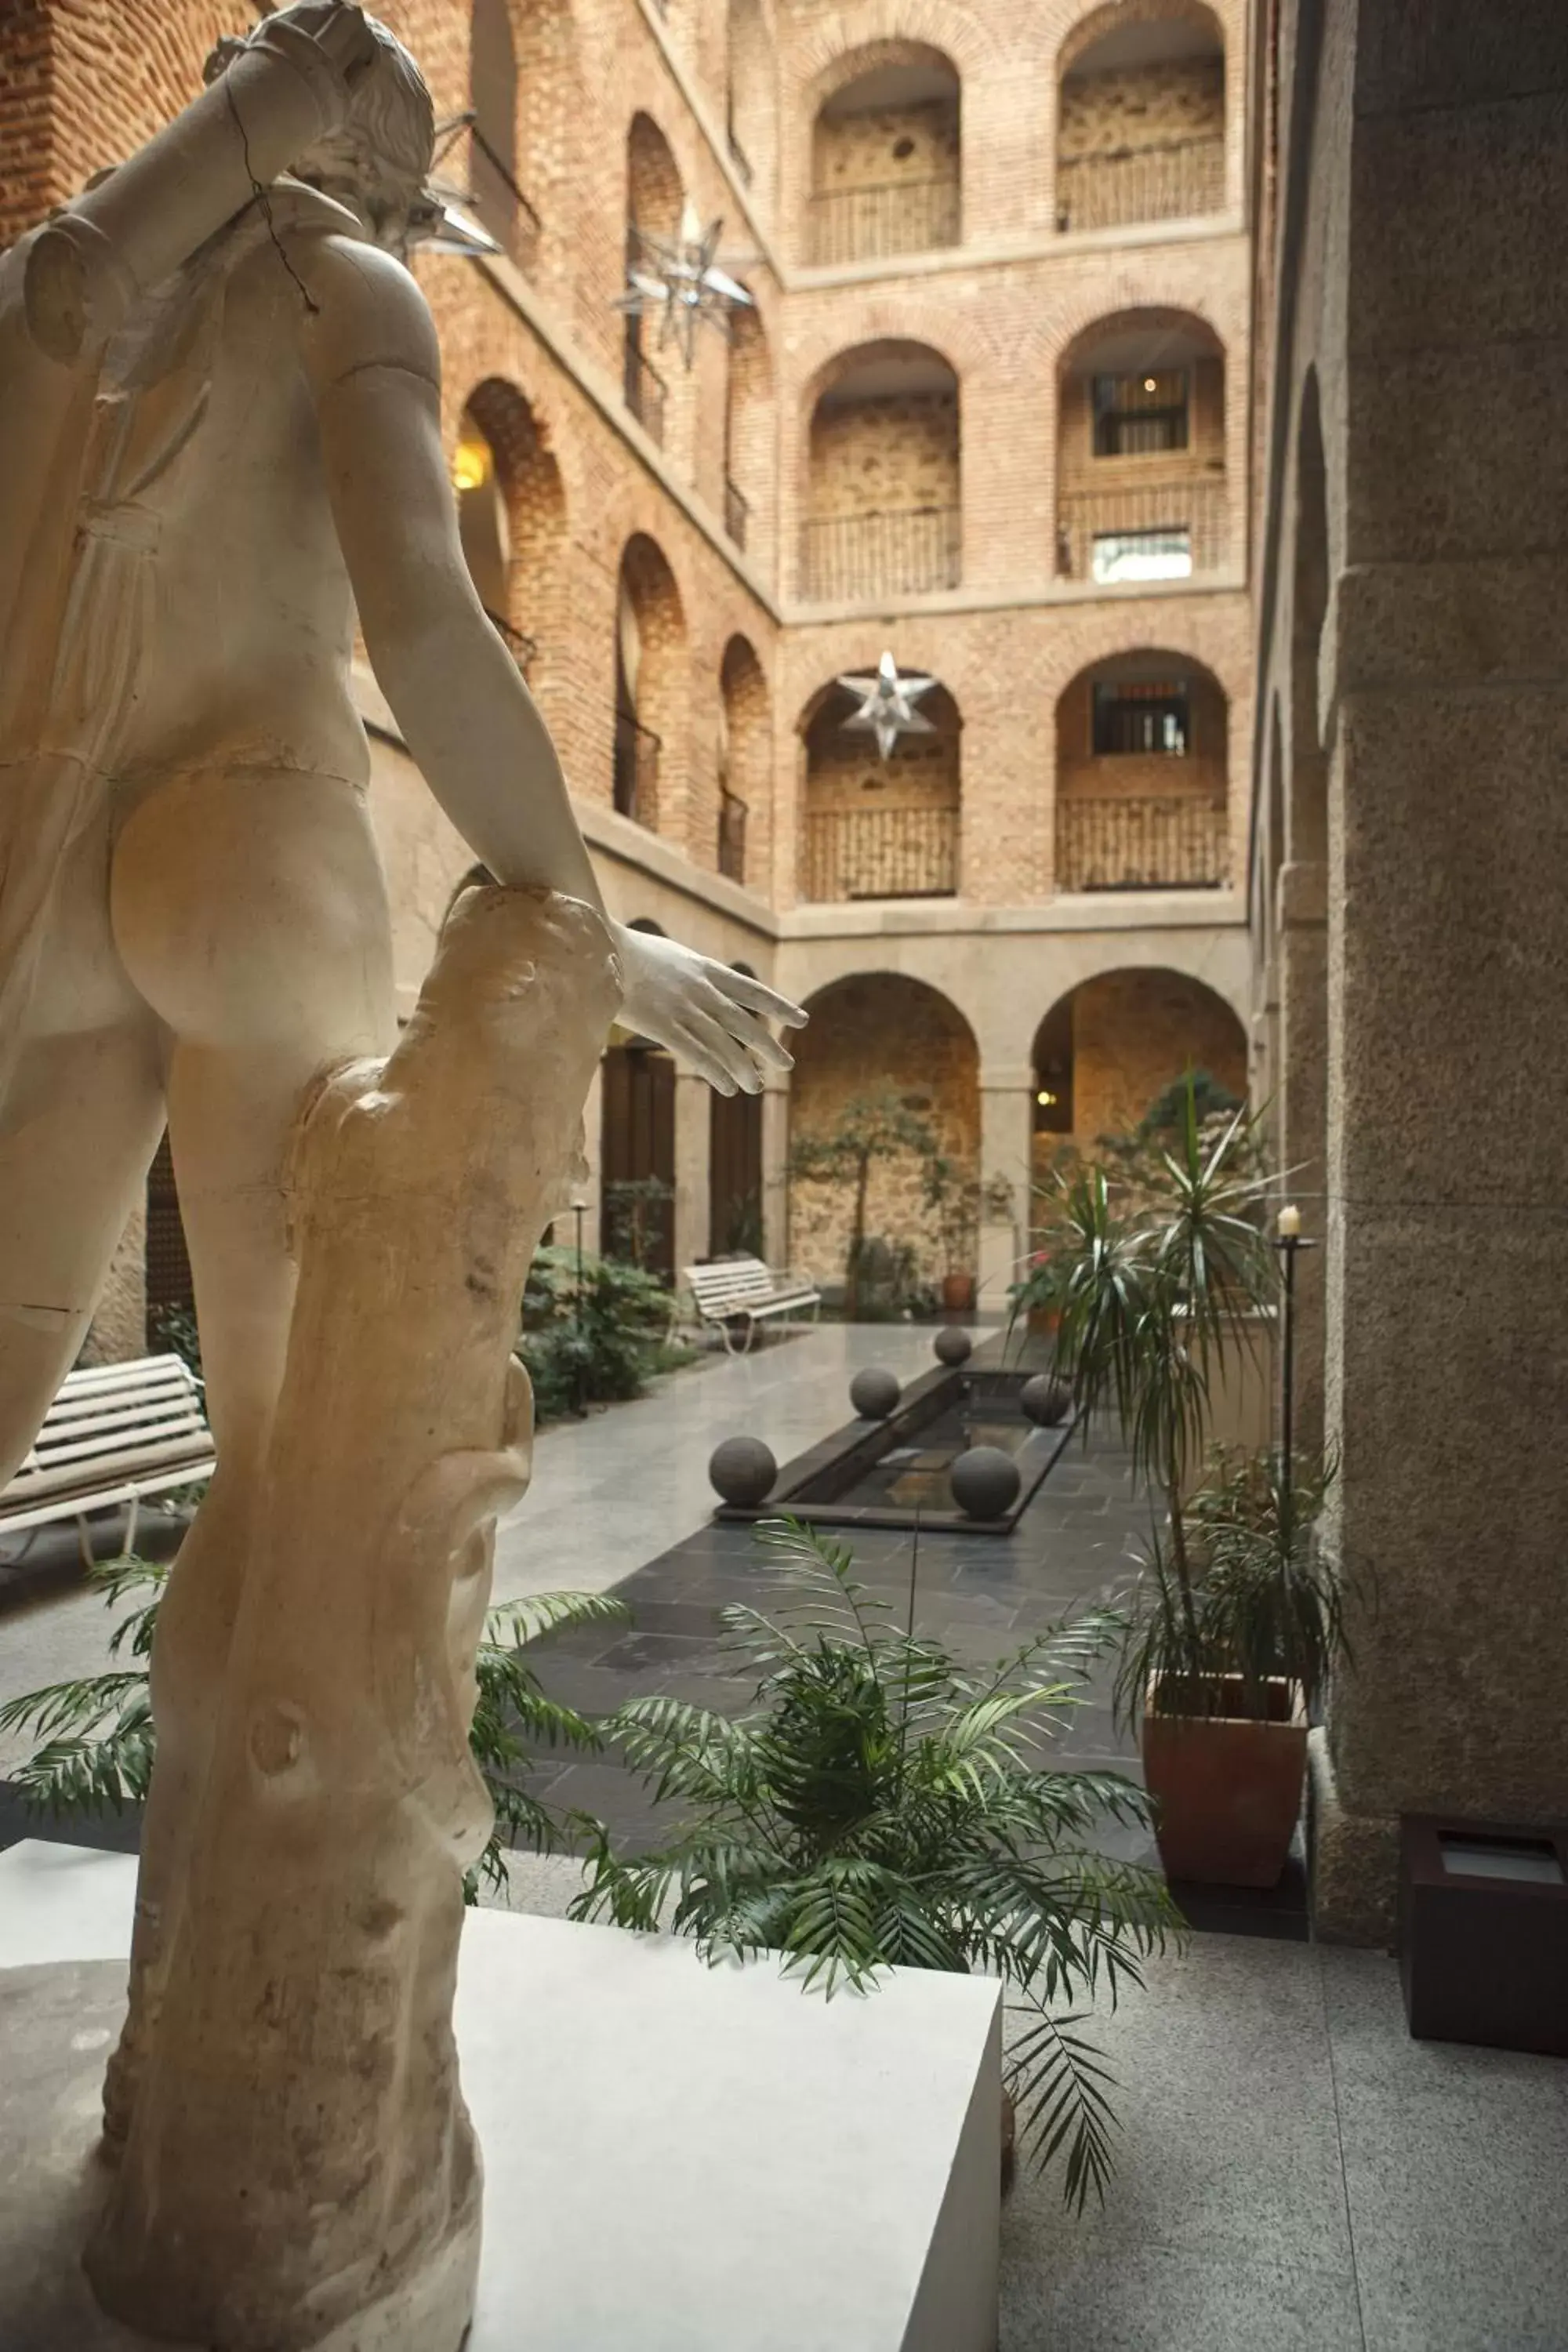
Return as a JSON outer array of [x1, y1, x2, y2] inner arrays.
[[1055, 475, 1229, 584], [808, 175, 960, 267], [724, 475, 750, 553], [1055, 795, 1229, 891], [614, 710, 660, 825], [802, 804, 958, 902], [483, 609, 538, 676], [800, 504, 960, 602], [718, 788, 748, 883], [623, 334, 668, 447], [1055, 134, 1226, 234], [466, 125, 543, 275]]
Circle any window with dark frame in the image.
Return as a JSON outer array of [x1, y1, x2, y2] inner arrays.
[[1092, 678, 1191, 757], [1092, 368, 1190, 457]]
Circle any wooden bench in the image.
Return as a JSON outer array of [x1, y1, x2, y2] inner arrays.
[[0, 1353, 215, 1566], [684, 1256, 822, 1355]]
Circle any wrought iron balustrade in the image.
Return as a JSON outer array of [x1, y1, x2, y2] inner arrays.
[[623, 335, 668, 447], [807, 175, 960, 267], [1055, 794, 1229, 891], [466, 125, 543, 275], [800, 504, 960, 602], [1055, 135, 1225, 234], [614, 710, 661, 825], [1054, 474, 1229, 584], [801, 804, 958, 902], [718, 789, 748, 883], [724, 475, 750, 552]]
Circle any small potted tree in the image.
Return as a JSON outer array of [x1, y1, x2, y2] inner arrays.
[[1013, 1087, 1343, 1887], [572, 1517, 1178, 2209], [788, 1090, 938, 1319], [924, 1153, 979, 1312]]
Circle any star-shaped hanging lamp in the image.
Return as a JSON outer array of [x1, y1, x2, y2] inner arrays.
[[612, 203, 755, 369], [837, 651, 939, 761]]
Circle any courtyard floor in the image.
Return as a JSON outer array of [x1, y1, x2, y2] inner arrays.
[[2, 1322, 1564, 2349]]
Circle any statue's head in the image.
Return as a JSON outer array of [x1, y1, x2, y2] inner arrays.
[[207, 6, 435, 249]]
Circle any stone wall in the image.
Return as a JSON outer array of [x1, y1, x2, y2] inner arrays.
[[1030, 966, 1247, 1196], [1059, 59, 1224, 157], [812, 96, 960, 192], [808, 389, 960, 519], [788, 973, 979, 1290]]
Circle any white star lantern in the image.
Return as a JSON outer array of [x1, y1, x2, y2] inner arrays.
[[837, 651, 938, 761], [613, 203, 754, 369]]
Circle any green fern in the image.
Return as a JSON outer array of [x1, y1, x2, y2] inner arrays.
[[571, 1514, 1181, 2211], [0, 1560, 627, 1904]]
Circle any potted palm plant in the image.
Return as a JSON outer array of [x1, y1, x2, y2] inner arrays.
[[1011, 1087, 1338, 1888], [570, 1517, 1178, 2210]]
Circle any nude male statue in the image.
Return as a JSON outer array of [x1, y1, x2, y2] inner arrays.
[[0, 1, 803, 2158], [0, 1, 800, 1501]]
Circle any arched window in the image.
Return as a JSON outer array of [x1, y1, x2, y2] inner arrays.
[[800, 675, 960, 902], [1056, 2, 1225, 234], [808, 46, 960, 265], [467, 0, 541, 270], [614, 536, 685, 829], [623, 114, 684, 445], [1056, 310, 1227, 583], [1055, 651, 1229, 891], [802, 341, 960, 601]]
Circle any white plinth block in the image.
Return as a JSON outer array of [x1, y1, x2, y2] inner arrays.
[[0, 1843, 1001, 2352]]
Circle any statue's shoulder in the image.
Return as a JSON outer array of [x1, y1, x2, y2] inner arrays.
[[270, 198, 439, 394]]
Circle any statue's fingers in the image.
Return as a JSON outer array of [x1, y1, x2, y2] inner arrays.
[[710, 968, 808, 1030], [671, 1013, 762, 1095], [696, 985, 794, 1073], [667, 1019, 743, 1095]]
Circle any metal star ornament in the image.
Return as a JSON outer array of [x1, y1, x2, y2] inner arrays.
[[837, 651, 938, 761], [613, 203, 754, 369]]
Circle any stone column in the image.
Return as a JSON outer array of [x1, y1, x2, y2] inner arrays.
[[672, 1066, 711, 1277], [978, 1068, 1033, 1319], [1309, 3, 1568, 1942], [761, 1073, 789, 1271], [1276, 858, 1327, 1461]]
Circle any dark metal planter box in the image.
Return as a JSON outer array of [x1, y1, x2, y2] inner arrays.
[[1398, 1815, 1568, 2058]]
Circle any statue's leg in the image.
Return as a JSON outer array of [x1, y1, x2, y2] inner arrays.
[[100, 763, 397, 2147], [0, 808, 166, 1483]]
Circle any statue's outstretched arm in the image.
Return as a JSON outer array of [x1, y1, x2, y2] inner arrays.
[[22, 4, 377, 366], [297, 234, 805, 1092]]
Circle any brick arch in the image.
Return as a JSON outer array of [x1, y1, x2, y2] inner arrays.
[[615, 532, 688, 837], [461, 378, 569, 688], [1029, 964, 1247, 1154], [800, 329, 967, 420], [1054, 648, 1230, 892], [1055, 301, 1225, 380], [626, 108, 685, 238], [1057, 0, 1225, 79], [720, 634, 770, 878], [788, 1, 1004, 96], [805, 33, 963, 117], [798, 673, 962, 906]]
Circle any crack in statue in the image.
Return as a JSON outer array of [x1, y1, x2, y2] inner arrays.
[[0, 8, 804, 2344]]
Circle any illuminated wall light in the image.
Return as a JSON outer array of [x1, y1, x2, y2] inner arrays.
[[1036, 1090, 1058, 1108], [451, 436, 491, 494]]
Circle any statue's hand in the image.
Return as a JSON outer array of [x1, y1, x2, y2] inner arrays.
[[270, 4, 379, 89], [610, 924, 806, 1096]]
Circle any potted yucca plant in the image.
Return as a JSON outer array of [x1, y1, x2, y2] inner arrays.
[[1012, 1085, 1332, 1888], [0, 1553, 626, 1903], [570, 1517, 1178, 2210]]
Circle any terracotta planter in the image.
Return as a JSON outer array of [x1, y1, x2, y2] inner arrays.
[[1142, 1675, 1307, 1889], [1025, 1304, 1060, 1340], [941, 1272, 975, 1312]]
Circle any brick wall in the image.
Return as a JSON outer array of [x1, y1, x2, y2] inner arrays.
[[808, 387, 960, 519], [812, 96, 960, 192]]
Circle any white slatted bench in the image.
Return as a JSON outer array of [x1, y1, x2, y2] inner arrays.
[[0, 1353, 215, 1565], [684, 1256, 822, 1355]]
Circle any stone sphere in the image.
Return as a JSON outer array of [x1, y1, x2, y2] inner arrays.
[[849, 1366, 902, 1421], [933, 1327, 973, 1367], [950, 1445, 1022, 1521], [1020, 1374, 1073, 1428], [709, 1436, 778, 1508]]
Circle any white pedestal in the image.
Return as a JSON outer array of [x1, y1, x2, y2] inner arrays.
[[0, 1842, 1001, 2352]]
